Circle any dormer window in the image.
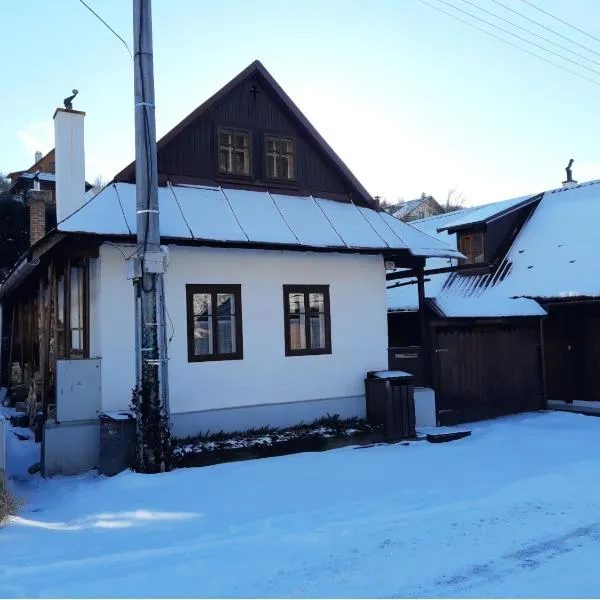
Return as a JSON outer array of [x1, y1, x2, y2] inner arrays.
[[218, 128, 250, 176], [459, 232, 485, 264], [265, 135, 295, 180]]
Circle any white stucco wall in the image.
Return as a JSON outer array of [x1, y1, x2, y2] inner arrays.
[[96, 244, 388, 416]]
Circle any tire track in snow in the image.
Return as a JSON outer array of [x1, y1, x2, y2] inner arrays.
[[398, 522, 600, 597]]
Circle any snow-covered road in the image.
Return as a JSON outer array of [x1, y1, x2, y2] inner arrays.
[[2, 411, 600, 598]]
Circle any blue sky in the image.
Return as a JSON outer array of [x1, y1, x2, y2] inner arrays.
[[2, 0, 600, 206]]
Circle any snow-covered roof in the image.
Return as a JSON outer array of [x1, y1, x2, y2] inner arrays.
[[392, 198, 424, 219], [58, 182, 463, 258], [429, 296, 546, 318], [436, 194, 537, 232], [16, 172, 56, 183], [390, 179, 600, 318], [387, 208, 471, 311], [440, 179, 600, 302]]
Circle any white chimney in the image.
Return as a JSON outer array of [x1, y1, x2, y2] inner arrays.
[[53, 108, 86, 223], [34, 150, 42, 163]]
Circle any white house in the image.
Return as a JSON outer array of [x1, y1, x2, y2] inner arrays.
[[0, 61, 460, 475]]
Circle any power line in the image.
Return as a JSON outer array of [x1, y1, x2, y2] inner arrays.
[[432, 0, 600, 78], [416, 0, 600, 88], [520, 0, 600, 45], [78, 0, 133, 58], [458, 0, 600, 67], [489, 0, 600, 60]]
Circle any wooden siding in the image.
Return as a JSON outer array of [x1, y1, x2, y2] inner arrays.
[[156, 73, 352, 198], [544, 303, 600, 401], [433, 323, 544, 425]]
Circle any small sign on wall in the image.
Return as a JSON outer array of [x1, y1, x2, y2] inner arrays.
[[385, 260, 396, 270]]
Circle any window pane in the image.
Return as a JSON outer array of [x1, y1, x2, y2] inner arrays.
[[193, 293, 213, 355], [235, 134, 247, 149], [219, 149, 229, 172], [71, 329, 82, 351], [287, 153, 295, 179], [310, 313, 326, 349], [220, 132, 232, 146], [266, 156, 276, 178], [309, 292, 324, 313], [217, 293, 236, 354], [289, 315, 306, 350], [289, 292, 305, 315], [71, 267, 81, 329]]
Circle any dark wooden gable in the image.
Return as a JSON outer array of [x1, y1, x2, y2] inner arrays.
[[114, 60, 375, 208], [444, 195, 543, 265]]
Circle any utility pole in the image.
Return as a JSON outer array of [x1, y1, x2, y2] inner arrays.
[[132, 0, 171, 472]]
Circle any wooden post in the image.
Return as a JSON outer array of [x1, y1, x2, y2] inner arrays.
[[539, 318, 548, 410], [416, 259, 431, 386]]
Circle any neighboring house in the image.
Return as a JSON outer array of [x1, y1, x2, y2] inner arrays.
[[5, 150, 93, 260], [387, 178, 600, 424], [389, 194, 444, 222], [0, 60, 460, 476]]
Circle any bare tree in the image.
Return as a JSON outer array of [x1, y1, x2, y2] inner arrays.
[[440, 188, 466, 214], [90, 175, 106, 194], [0, 173, 11, 194]]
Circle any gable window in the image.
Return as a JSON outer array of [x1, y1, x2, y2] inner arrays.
[[186, 284, 243, 362], [218, 128, 250, 176], [265, 136, 295, 180], [283, 285, 331, 356], [459, 232, 485, 264]]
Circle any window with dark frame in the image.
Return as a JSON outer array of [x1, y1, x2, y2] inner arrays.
[[459, 232, 485, 264], [186, 284, 243, 362], [54, 259, 90, 359], [283, 285, 331, 356], [265, 135, 295, 180], [218, 128, 250, 176]]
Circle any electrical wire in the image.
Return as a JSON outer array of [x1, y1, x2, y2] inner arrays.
[[458, 0, 600, 67], [489, 0, 600, 60], [431, 0, 600, 78], [519, 0, 600, 45], [416, 0, 600, 87], [77, 0, 132, 58]]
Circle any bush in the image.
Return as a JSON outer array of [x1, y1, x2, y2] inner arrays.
[[0, 473, 19, 525]]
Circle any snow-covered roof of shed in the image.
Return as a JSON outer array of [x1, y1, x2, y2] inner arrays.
[[387, 209, 470, 311], [432, 179, 600, 314], [436, 194, 538, 232], [57, 183, 463, 258], [429, 296, 546, 318]]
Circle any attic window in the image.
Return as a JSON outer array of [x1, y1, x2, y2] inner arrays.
[[459, 232, 485, 264], [218, 128, 250, 176], [265, 135, 295, 180]]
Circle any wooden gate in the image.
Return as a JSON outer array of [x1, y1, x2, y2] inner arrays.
[[433, 322, 544, 425], [544, 303, 600, 401]]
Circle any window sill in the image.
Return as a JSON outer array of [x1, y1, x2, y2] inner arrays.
[[188, 353, 244, 363], [285, 348, 332, 357]]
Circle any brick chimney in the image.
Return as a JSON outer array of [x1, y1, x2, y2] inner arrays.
[[53, 107, 86, 223], [26, 189, 52, 246]]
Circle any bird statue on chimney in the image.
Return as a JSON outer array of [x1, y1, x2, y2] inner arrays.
[[63, 89, 79, 110], [565, 159, 574, 183]]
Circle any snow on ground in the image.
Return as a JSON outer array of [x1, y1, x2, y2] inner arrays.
[[2, 411, 600, 598]]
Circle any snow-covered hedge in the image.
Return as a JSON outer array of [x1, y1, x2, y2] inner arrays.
[[173, 415, 383, 468]]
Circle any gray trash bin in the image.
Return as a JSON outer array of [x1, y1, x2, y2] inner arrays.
[[99, 412, 135, 476], [365, 370, 416, 439]]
